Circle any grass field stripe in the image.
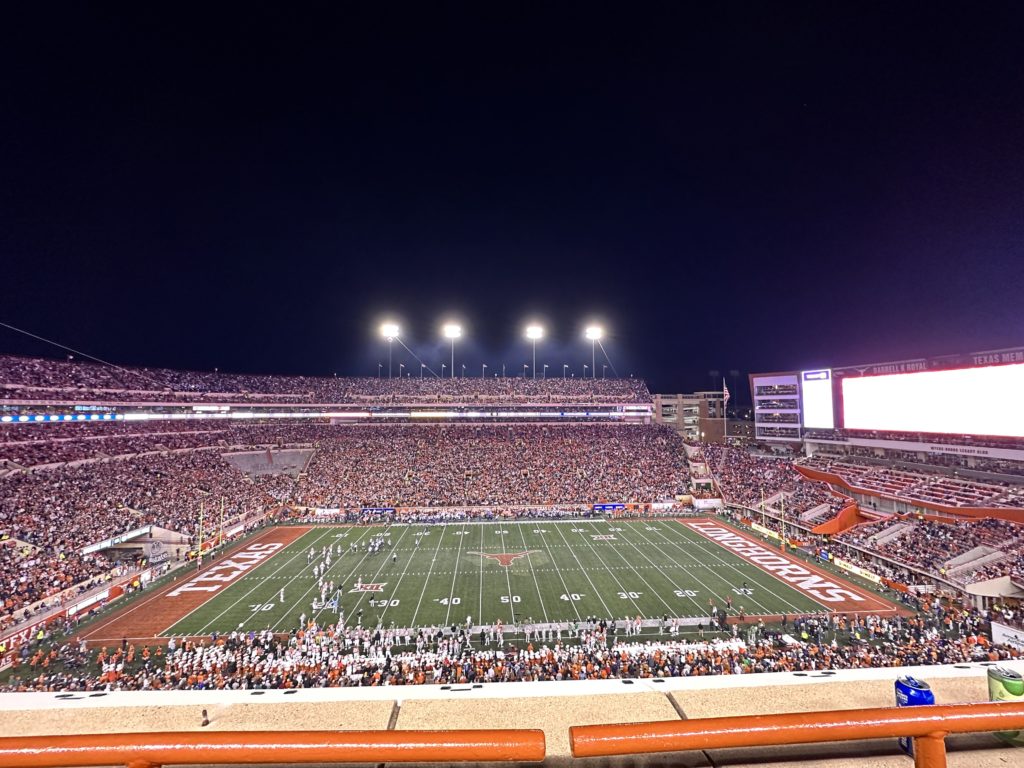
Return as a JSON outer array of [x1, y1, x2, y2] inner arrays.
[[164, 526, 326, 634], [550, 520, 615, 618], [584, 520, 679, 614], [594, 521, 696, 614], [408, 523, 450, 627], [184, 526, 338, 635], [308, 527, 384, 626], [617, 522, 715, 615], [639, 521, 783, 614], [292, 527, 385, 625], [655, 520, 788, 614], [618, 520, 733, 618], [497, 520, 517, 624], [343, 524, 415, 626], [376, 526, 423, 626], [516, 523, 549, 622], [271, 526, 378, 630], [443, 525, 468, 626], [532, 521, 582, 622], [660, 520, 807, 615], [569, 521, 646, 616], [477, 522, 485, 626], [219, 525, 370, 632]]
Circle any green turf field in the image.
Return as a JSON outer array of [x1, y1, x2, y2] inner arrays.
[[165, 520, 830, 636]]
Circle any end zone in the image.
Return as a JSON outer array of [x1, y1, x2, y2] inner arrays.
[[80, 526, 311, 645], [679, 518, 907, 616]]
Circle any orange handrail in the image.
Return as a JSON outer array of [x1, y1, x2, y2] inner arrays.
[[571, 702, 1024, 768], [0, 729, 546, 767]]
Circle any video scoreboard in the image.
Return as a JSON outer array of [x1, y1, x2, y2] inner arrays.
[[751, 346, 1024, 441]]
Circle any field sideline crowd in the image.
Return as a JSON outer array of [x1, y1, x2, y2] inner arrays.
[[2, 602, 1016, 691]]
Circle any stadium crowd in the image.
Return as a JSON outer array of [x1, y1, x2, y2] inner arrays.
[[0, 423, 688, 625], [836, 517, 1024, 585], [2, 604, 1012, 691], [0, 355, 651, 404], [701, 444, 848, 517], [295, 425, 688, 508]]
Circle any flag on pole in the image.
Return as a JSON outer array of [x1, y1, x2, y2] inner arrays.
[[722, 378, 730, 408]]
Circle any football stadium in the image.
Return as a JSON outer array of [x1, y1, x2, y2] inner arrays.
[[1, 348, 1024, 766], [6, 4, 1024, 766]]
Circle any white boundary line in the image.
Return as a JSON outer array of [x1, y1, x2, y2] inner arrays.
[[516, 523, 549, 623], [524, 523, 581, 622], [550, 521, 615, 617], [614, 522, 717, 615], [408, 524, 450, 627], [186, 527, 340, 635], [443, 524, 468, 626], [659, 520, 810, 615], [584, 520, 678, 615]]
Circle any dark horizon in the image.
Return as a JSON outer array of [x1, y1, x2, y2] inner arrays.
[[3, 4, 1023, 398]]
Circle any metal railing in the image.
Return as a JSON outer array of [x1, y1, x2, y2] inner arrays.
[[570, 702, 1024, 768], [0, 729, 546, 767], [2, 702, 1023, 767]]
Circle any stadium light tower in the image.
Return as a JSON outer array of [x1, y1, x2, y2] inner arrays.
[[585, 325, 603, 379], [380, 322, 400, 379], [525, 325, 544, 380], [442, 323, 462, 379]]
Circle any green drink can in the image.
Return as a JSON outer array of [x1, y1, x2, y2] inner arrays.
[[987, 666, 1024, 746]]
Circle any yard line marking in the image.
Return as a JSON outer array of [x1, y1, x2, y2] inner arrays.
[[551, 520, 614, 617], [657, 520, 805, 615], [444, 525, 468, 626], [187, 526, 341, 635], [516, 523, 549, 623], [477, 524, 485, 626], [409, 523, 450, 627], [615, 522, 706, 615], [498, 520, 516, 624], [584, 521, 675, 614], [533, 522, 581, 622], [570, 521, 645, 617], [343, 524, 414, 626], [375, 525, 420, 625], [308, 527, 386, 626], [477, 522, 485, 626]]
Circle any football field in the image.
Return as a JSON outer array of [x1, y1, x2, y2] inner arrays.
[[150, 519, 892, 638]]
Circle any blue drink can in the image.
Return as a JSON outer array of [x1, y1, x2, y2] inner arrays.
[[895, 676, 935, 756]]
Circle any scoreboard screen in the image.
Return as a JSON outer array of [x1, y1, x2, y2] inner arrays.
[[841, 362, 1024, 438]]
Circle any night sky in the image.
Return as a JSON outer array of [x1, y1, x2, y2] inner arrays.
[[2, 3, 1023, 399]]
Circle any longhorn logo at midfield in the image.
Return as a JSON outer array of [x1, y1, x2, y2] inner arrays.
[[468, 551, 539, 567]]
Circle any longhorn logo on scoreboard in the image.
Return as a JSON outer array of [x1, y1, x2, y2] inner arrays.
[[468, 551, 538, 567], [349, 582, 387, 593]]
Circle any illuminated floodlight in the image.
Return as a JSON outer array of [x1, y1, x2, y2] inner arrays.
[[443, 323, 462, 339], [380, 322, 400, 339], [525, 324, 544, 340], [585, 325, 603, 341]]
